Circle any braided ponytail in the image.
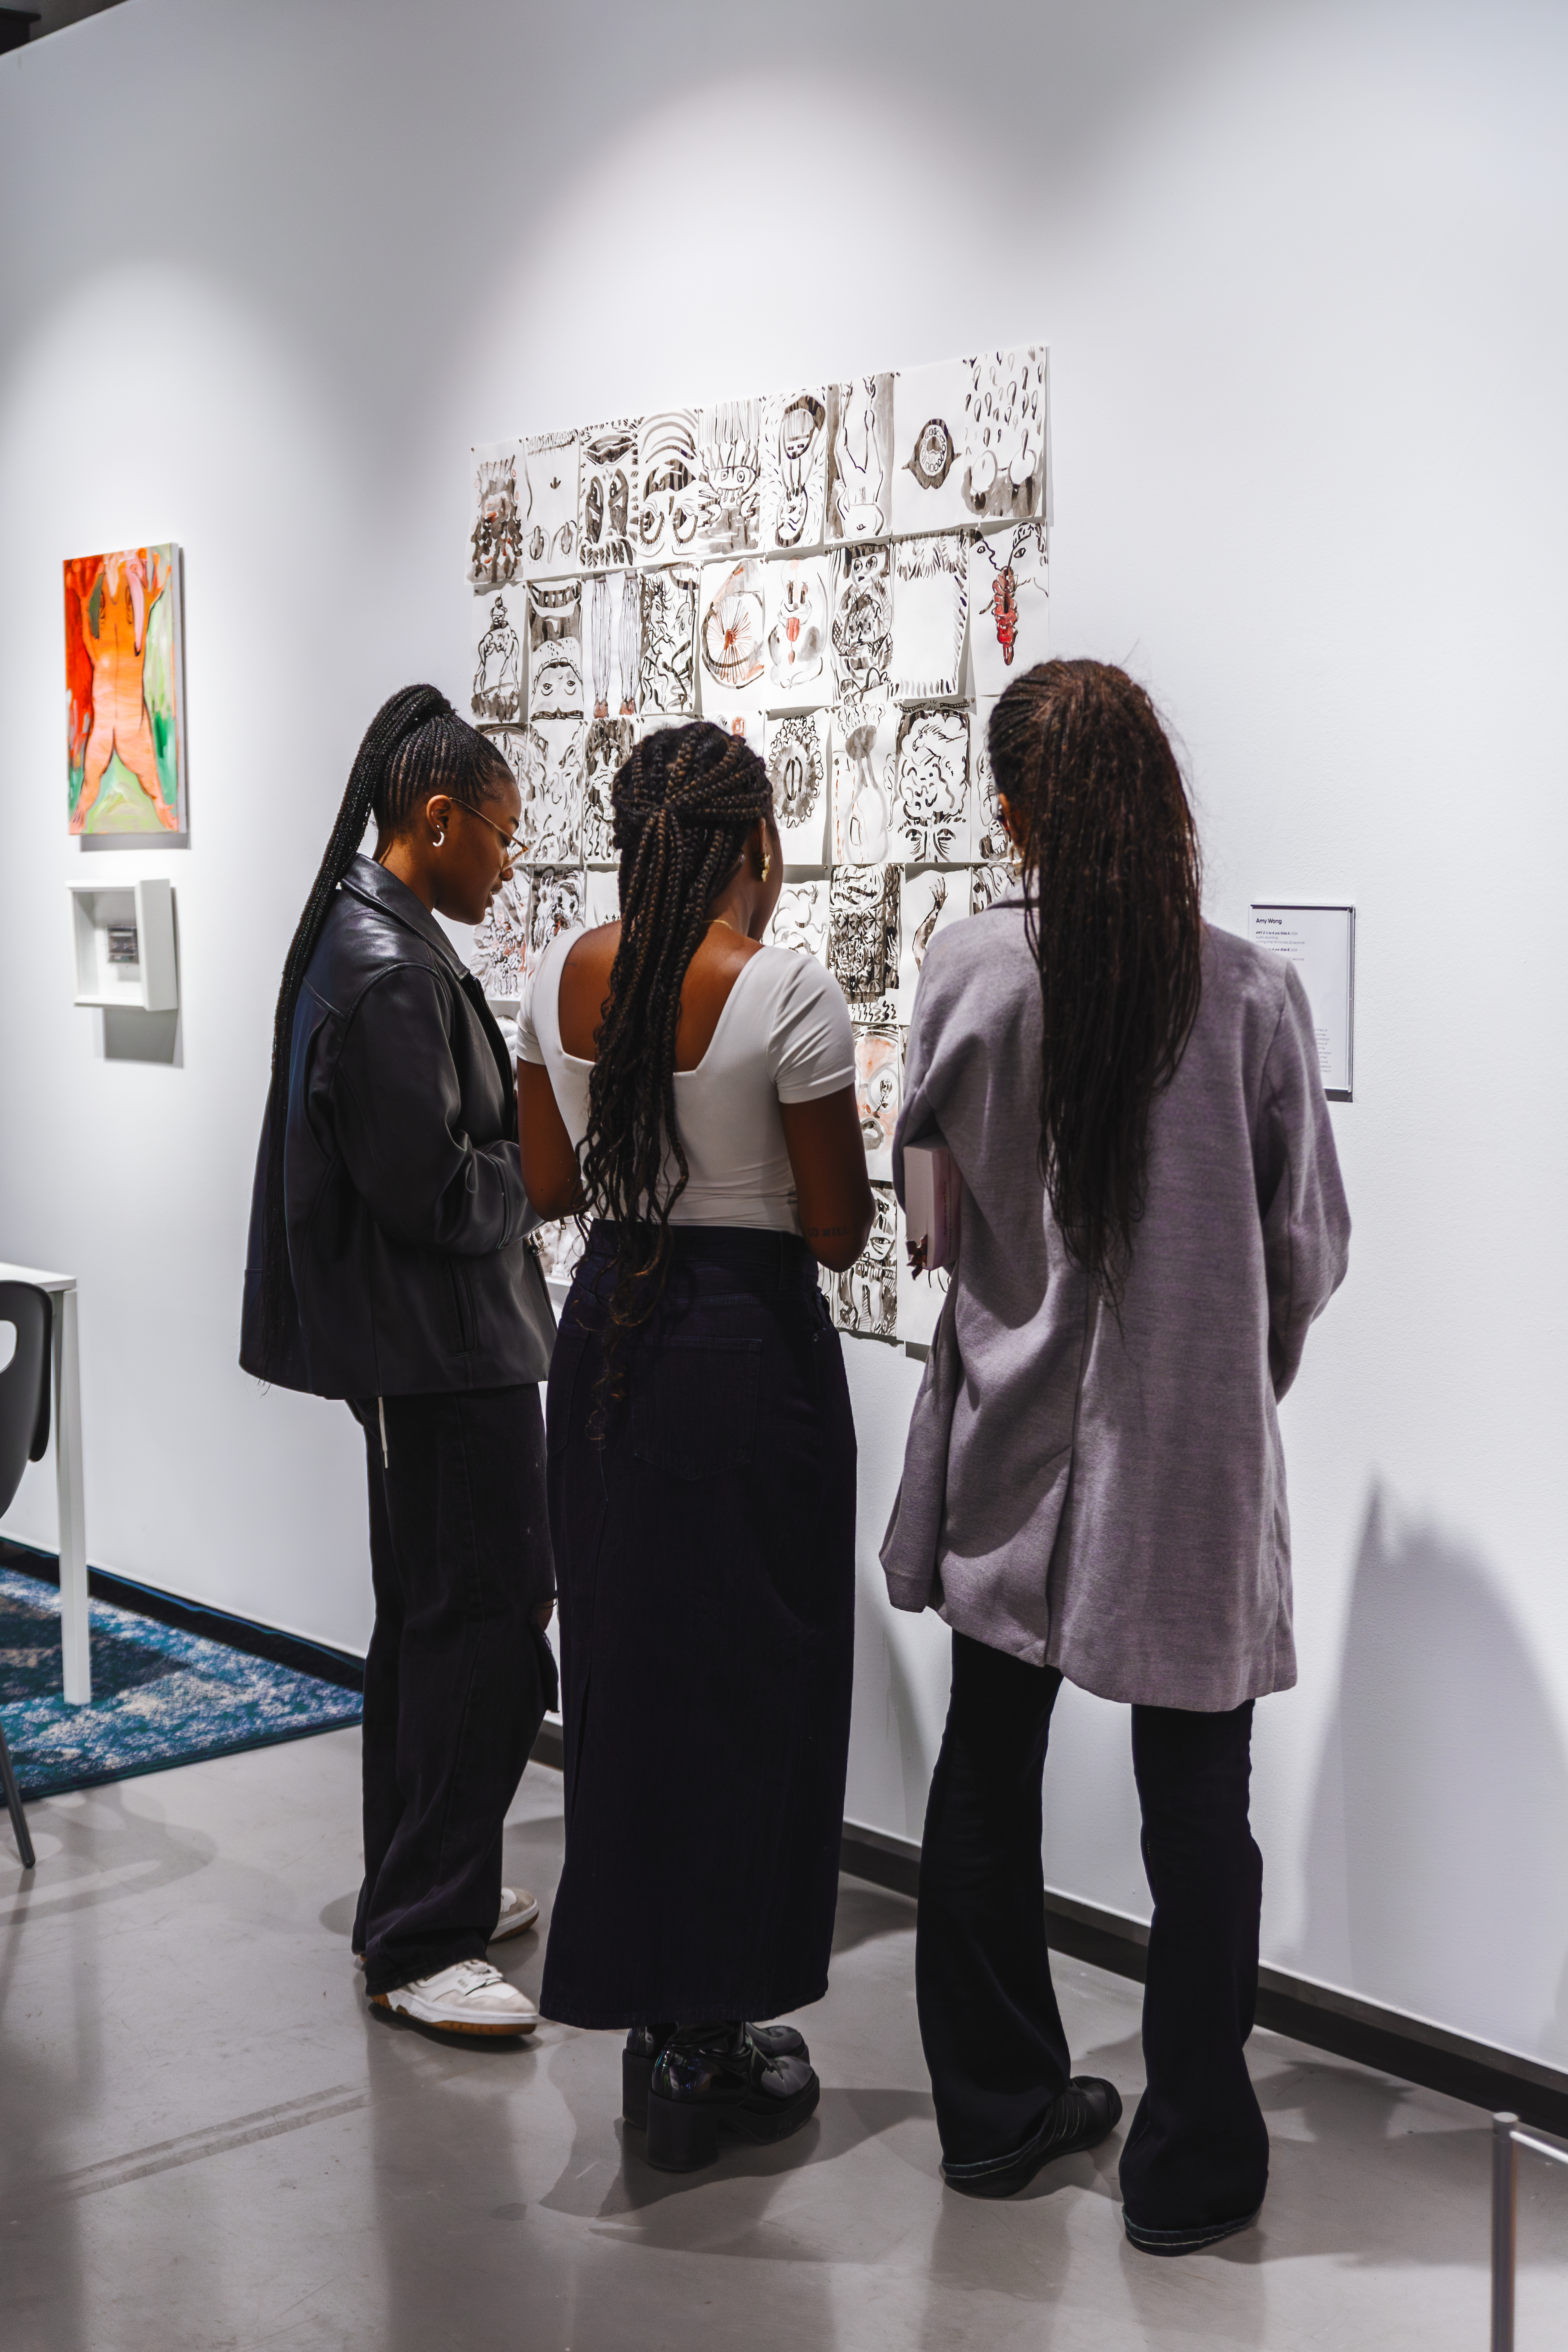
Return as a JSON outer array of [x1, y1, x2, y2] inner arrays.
[[580, 720, 773, 1388], [256, 683, 512, 1371]]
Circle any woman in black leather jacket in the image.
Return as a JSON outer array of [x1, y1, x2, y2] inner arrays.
[[242, 685, 557, 2038]]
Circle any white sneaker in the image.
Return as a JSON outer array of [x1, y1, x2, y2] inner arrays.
[[372, 1959, 539, 2036], [491, 1886, 539, 1942]]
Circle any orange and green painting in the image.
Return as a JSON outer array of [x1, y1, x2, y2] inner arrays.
[[65, 544, 184, 833]]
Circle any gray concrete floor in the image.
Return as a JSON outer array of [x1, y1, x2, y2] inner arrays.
[[2, 1730, 1565, 2350]]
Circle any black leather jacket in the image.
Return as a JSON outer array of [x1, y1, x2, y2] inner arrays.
[[240, 856, 555, 1399]]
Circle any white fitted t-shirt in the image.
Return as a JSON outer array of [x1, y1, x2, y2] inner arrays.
[[517, 929, 856, 1236]]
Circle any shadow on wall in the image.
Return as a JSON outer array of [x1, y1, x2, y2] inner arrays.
[[1294, 1486, 1568, 2063]]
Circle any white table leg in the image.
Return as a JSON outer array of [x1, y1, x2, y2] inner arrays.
[[54, 1287, 90, 1706]]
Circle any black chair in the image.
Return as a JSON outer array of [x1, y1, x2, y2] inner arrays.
[[0, 1280, 52, 1870]]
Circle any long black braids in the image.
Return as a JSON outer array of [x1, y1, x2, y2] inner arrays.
[[256, 683, 513, 1372], [579, 720, 773, 1394], [988, 659, 1203, 1312]]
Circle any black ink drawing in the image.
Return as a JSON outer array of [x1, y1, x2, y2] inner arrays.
[[765, 709, 831, 866], [700, 701, 766, 759], [638, 564, 699, 715], [969, 863, 1014, 916], [637, 408, 701, 563], [760, 387, 828, 553], [766, 879, 830, 964], [528, 580, 583, 720], [967, 523, 1049, 699], [972, 706, 1009, 864], [582, 716, 633, 866], [693, 398, 763, 559], [825, 376, 895, 542], [891, 534, 970, 704], [525, 866, 586, 976], [472, 593, 523, 722], [699, 558, 767, 710], [470, 443, 523, 592], [853, 1002, 902, 1180], [898, 866, 967, 1005], [893, 704, 972, 863], [578, 419, 640, 571], [898, 1222, 950, 1347], [524, 430, 579, 577], [584, 573, 640, 717], [830, 542, 893, 704], [764, 558, 830, 707], [518, 720, 586, 868], [833, 697, 895, 864], [470, 873, 528, 1002], [830, 1181, 899, 1341], [532, 1219, 586, 1284], [829, 862, 900, 1006], [892, 349, 1049, 535]]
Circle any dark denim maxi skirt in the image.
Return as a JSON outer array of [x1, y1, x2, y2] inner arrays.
[[539, 1221, 857, 2029]]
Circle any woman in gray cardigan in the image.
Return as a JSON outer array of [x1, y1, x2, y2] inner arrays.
[[883, 660, 1349, 2251]]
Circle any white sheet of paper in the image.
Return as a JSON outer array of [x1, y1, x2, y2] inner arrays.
[[830, 541, 893, 706], [524, 867, 586, 975], [891, 534, 970, 703], [760, 387, 829, 554], [471, 588, 525, 724], [698, 557, 768, 716], [828, 1182, 900, 1341], [517, 719, 586, 866], [766, 709, 832, 867], [832, 698, 896, 865], [583, 869, 620, 927], [692, 397, 764, 559], [524, 431, 581, 578], [766, 878, 830, 965], [581, 572, 641, 717], [528, 579, 584, 720], [897, 866, 969, 1010], [891, 347, 1050, 536], [577, 418, 640, 570], [891, 703, 973, 864], [1247, 904, 1356, 1097], [825, 375, 895, 543], [469, 439, 524, 595], [764, 557, 832, 708], [967, 523, 1049, 699], [636, 408, 701, 567], [581, 717, 633, 866], [701, 698, 767, 759], [853, 1000, 902, 1180], [898, 1213, 951, 1348], [638, 564, 700, 715]]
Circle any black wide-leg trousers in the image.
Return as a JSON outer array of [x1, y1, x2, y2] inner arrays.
[[916, 1631, 1269, 2231], [349, 1386, 556, 1998]]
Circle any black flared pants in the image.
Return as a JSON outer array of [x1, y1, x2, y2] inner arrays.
[[916, 1631, 1269, 2230], [350, 1385, 555, 1998]]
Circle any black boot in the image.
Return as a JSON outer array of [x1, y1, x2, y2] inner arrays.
[[643, 2022, 820, 2172], [622, 2019, 809, 2132], [941, 2077, 1123, 2199]]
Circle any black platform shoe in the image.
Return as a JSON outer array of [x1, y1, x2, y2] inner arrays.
[[642, 2022, 820, 2172], [941, 2076, 1123, 2199], [622, 2020, 809, 2132]]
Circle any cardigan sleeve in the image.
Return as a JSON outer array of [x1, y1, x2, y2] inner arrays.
[[1254, 962, 1352, 1397]]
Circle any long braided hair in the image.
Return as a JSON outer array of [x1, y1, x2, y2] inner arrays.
[[580, 720, 773, 1378], [256, 684, 513, 1370], [989, 659, 1204, 1310]]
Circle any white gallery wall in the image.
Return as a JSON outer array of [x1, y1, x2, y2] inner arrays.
[[2, 0, 1565, 2067]]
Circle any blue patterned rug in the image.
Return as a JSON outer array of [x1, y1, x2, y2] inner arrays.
[[0, 1566, 363, 1801]]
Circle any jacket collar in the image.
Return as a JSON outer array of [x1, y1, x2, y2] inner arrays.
[[340, 854, 466, 973]]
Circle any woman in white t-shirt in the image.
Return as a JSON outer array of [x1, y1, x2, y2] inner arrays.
[[516, 720, 872, 2174]]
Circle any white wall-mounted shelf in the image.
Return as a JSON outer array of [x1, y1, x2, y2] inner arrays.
[[68, 878, 178, 1012]]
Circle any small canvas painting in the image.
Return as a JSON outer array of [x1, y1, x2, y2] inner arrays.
[[968, 523, 1049, 698], [765, 709, 831, 867], [639, 564, 700, 715], [892, 704, 973, 864], [524, 431, 580, 577], [578, 419, 641, 570], [829, 1182, 899, 1341], [767, 878, 830, 965], [825, 375, 895, 542], [582, 715, 633, 865], [636, 408, 701, 564], [583, 572, 641, 717], [852, 999, 902, 1180], [472, 590, 524, 723], [65, 544, 185, 835], [699, 557, 768, 716], [764, 557, 832, 708], [469, 441, 523, 592], [832, 697, 896, 865], [830, 541, 893, 705], [759, 386, 829, 553], [891, 534, 970, 704], [528, 581, 584, 720], [518, 719, 586, 866], [692, 397, 764, 559]]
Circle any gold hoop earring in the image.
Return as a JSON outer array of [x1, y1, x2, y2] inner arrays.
[[760, 849, 773, 883]]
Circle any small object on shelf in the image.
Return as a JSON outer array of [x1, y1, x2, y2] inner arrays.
[[68, 878, 177, 1012]]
